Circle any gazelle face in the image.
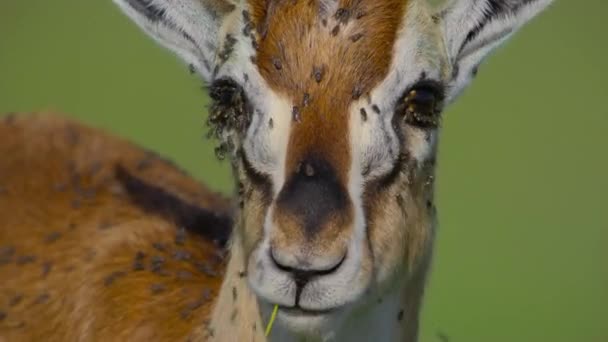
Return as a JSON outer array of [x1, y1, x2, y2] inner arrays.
[[115, 0, 553, 337], [228, 1, 444, 333]]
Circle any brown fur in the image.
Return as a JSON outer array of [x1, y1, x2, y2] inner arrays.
[[271, 208, 352, 264], [0, 114, 232, 341], [250, 0, 408, 180]]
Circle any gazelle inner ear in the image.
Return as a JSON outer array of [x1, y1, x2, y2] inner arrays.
[[438, 0, 554, 102], [113, 0, 236, 82]]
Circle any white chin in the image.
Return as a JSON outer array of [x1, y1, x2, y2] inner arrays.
[[276, 308, 344, 337]]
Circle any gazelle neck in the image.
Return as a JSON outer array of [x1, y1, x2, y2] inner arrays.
[[205, 233, 412, 342], [205, 233, 266, 341]]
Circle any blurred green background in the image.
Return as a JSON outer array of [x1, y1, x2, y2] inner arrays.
[[0, 1, 606, 341]]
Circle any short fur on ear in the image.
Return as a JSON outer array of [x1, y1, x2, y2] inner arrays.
[[438, 0, 554, 101], [113, 0, 237, 82]]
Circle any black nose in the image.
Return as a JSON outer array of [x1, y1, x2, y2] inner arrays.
[[275, 157, 349, 237], [269, 248, 345, 288]]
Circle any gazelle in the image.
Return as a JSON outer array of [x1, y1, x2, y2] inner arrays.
[[0, 0, 553, 341]]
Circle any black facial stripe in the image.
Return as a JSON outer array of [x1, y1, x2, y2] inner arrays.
[[363, 113, 407, 190], [364, 78, 443, 187], [240, 151, 273, 200], [459, 0, 539, 55], [375, 153, 408, 191], [361, 113, 401, 179]]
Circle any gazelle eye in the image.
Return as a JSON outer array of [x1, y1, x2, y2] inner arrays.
[[400, 81, 444, 128], [206, 78, 251, 136], [209, 78, 241, 105], [206, 78, 252, 159]]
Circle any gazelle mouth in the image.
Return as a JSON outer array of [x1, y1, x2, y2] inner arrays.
[[278, 305, 338, 316]]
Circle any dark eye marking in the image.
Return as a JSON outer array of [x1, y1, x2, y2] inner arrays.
[[375, 153, 408, 190], [363, 152, 409, 195], [397, 80, 445, 129], [240, 151, 272, 191], [363, 81, 443, 188]]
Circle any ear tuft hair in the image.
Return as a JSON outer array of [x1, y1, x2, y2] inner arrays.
[[113, 0, 238, 82], [438, 0, 554, 101]]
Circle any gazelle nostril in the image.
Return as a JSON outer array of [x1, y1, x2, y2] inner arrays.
[[294, 162, 316, 177], [304, 163, 315, 177]]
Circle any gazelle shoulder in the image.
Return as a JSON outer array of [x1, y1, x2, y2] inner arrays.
[[0, 113, 233, 340]]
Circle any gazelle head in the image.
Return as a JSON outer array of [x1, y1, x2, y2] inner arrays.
[[114, 0, 552, 337]]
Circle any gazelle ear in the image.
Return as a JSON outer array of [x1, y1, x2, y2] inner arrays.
[[438, 0, 554, 102], [113, 0, 237, 82]]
